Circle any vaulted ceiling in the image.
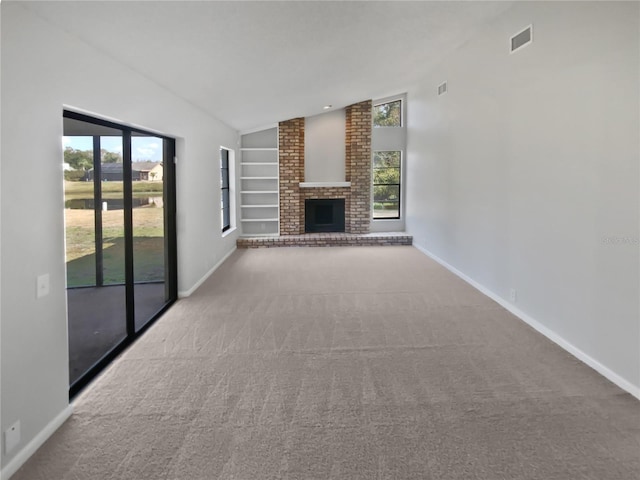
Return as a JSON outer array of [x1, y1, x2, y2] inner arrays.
[[22, 1, 513, 132]]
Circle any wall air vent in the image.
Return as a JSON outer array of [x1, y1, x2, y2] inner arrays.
[[438, 81, 447, 96], [510, 25, 533, 53]]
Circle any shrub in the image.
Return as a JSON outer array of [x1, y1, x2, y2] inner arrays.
[[132, 182, 163, 193], [64, 170, 86, 182]]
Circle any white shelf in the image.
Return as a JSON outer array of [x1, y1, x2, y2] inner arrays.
[[241, 128, 280, 236]]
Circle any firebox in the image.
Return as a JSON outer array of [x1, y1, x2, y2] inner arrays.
[[305, 199, 345, 233]]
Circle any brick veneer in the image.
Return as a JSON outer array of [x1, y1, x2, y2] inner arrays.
[[237, 233, 412, 248], [278, 100, 372, 235], [278, 118, 304, 235], [345, 100, 372, 234], [299, 187, 351, 233]]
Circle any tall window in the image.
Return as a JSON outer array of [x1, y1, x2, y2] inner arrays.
[[220, 148, 230, 232], [372, 95, 405, 225], [373, 151, 401, 219], [373, 100, 402, 127]]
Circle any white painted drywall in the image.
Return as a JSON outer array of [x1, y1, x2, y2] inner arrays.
[[304, 109, 346, 183], [406, 2, 639, 393], [0, 3, 239, 473]]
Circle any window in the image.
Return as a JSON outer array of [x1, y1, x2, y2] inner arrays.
[[373, 151, 401, 219], [372, 95, 405, 226], [373, 100, 402, 127], [220, 148, 230, 232]]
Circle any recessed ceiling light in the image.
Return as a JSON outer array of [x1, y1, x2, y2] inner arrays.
[[323, 105, 332, 110]]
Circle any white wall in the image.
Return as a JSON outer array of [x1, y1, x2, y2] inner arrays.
[[406, 2, 639, 394], [304, 109, 346, 182], [1, 3, 239, 474]]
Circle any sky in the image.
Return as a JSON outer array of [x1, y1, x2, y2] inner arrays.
[[62, 135, 163, 162]]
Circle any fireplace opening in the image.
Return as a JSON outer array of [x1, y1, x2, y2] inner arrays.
[[305, 199, 345, 233]]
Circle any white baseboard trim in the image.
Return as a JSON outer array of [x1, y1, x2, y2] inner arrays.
[[412, 243, 640, 401], [1, 405, 73, 480], [178, 247, 236, 298]]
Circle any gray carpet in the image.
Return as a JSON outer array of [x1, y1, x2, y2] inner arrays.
[[14, 246, 640, 479]]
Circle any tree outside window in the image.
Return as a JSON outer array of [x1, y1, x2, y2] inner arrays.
[[373, 151, 401, 219], [373, 100, 402, 127]]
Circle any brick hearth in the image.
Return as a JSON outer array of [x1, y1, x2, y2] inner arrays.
[[237, 232, 412, 248]]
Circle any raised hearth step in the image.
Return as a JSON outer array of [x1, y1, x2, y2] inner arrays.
[[237, 232, 412, 248]]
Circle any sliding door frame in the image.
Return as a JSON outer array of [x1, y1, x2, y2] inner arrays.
[[64, 110, 178, 398]]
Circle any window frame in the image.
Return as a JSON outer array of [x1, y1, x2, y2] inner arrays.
[[371, 93, 406, 228], [220, 148, 231, 232], [372, 99, 403, 128], [372, 150, 402, 220]]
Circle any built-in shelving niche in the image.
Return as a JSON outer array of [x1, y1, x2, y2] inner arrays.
[[240, 127, 279, 236]]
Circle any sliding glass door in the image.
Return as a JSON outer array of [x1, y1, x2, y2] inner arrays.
[[63, 111, 177, 396], [131, 132, 173, 332]]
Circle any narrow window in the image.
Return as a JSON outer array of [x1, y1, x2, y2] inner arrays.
[[220, 148, 230, 232], [373, 100, 402, 127], [373, 151, 401, 219]]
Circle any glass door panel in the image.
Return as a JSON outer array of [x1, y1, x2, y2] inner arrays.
[[64, 135, 96, 288], [100, 135, 127, 286], [131, 133, 169, 331], [63, 119, 127, 386]]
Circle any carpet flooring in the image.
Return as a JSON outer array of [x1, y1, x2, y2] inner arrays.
[[13, 246, 640, 479]]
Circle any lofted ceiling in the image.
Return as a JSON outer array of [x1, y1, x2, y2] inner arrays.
[[22, 1, 513, 132]]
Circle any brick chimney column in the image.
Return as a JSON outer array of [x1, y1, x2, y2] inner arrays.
[[278, 118, 305, 235], [345, 100, 372, 234]]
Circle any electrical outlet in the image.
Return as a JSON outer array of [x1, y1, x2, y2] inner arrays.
[[37, 273, 50, 298], [509, 288, 517, 303], [5, 421, 20, 454]]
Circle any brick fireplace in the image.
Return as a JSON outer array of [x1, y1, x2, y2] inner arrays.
[[278, 100, 372, 235]]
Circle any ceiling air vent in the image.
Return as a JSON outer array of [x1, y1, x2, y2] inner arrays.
[[510, 25, 533, 53], [438, 81, 447, 96]]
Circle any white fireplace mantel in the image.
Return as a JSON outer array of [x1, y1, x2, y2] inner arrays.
[[299, 181, 351, 188]]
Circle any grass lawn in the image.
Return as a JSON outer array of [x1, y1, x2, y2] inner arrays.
[[65, 181, 166, 287], [65, 180, 164, 196]]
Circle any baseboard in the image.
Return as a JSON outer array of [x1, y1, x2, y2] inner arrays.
[[412, 243, 640, 401], [178, 246, 236, 298], [1, 405, 73, 480]]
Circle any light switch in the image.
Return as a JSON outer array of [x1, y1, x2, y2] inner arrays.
[[37, 273, 50, 298], [5, 421, 20, 454]]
